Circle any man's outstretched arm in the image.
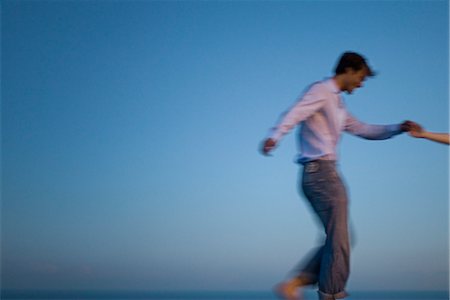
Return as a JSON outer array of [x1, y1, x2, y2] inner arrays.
[[344, 112, 416, 140]]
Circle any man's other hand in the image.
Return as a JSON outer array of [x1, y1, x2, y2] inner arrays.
[[261, 138, 277, 156]]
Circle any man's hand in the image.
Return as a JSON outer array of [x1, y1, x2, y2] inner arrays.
[[400, 120, 422, 133], [261, 138, 277, 156]]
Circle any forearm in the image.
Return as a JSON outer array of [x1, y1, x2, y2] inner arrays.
[[419, 131, 450, 145], [346, 122, 403, 140], [344, 112, 406, 140]]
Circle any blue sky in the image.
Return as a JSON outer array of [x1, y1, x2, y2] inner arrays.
[[2, 0, 449, 293]]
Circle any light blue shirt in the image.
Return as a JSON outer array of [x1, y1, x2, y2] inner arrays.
[[269, 78, 403, 164]]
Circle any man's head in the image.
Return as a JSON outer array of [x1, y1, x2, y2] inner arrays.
[[334, 52, 375, 94]]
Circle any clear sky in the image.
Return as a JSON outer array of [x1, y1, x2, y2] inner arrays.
[[2, 0, 449, 293]]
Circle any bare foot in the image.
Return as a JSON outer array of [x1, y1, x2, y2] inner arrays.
[[274, 278, 306, 300]]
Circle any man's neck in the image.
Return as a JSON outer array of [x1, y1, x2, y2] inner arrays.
[[333, 74, 345, 92]]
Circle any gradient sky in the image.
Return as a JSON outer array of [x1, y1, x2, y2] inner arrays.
[[2, 0, 449, 293]]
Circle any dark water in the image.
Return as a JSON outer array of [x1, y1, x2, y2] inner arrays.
[[1, 290, 448, 300]]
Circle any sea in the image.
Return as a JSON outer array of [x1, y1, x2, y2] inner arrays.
[[0, 290, 448, 300]]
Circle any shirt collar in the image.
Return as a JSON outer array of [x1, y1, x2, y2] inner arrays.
[[325, 78, 341, 94]]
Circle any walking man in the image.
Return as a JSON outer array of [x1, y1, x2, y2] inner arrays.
[[261, 52, 414, 300]]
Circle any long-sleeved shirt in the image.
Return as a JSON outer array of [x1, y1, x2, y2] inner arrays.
[[269, 78, 403, 164]]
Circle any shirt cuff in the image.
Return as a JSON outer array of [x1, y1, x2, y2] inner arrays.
[[390, 124, 404, 135]]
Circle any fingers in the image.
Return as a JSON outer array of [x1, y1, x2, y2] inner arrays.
[[410, 122, 423, 133], [401, 120, 423, 133], [401, 120, 426, 138]]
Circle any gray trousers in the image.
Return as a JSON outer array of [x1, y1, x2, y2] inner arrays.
[[298, 160, 350, 300]]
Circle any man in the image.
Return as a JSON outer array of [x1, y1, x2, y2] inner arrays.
[[261, 52, 414, 300]]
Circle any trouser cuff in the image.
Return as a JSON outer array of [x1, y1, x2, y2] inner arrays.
[[318, 289, 348, 299]]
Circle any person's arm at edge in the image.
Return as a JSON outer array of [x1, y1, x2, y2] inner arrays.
[[410, 130, 450, 145]]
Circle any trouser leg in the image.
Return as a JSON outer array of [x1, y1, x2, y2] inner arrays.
[[299, 161, 350, 299]]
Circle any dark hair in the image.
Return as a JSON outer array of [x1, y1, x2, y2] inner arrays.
[[334, 52, 376, 77]]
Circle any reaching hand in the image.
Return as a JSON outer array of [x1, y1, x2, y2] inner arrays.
[[404, 121, 425, 138], [400, 120, 422, 134], [409, 127, 425, 138], [402, 121, 449, 144], [408, 126, 449, 145]]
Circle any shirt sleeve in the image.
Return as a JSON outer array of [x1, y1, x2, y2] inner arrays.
[[269, 84, 326, 142], [344, 111, 403, 140]]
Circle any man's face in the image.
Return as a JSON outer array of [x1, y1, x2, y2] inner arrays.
[[344, 68, 367, 94]]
